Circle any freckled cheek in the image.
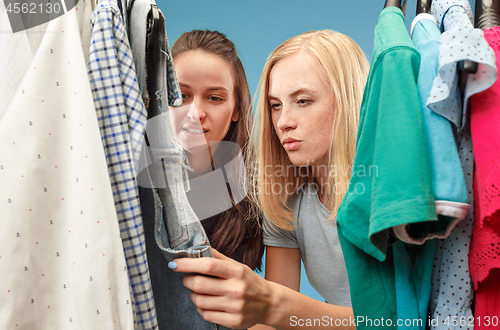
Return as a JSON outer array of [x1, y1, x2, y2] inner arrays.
[[311, 136, 328, 155], [313, 123, 333, 156]]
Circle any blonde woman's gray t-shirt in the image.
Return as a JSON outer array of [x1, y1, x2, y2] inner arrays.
[[263, 183, 352, 307]]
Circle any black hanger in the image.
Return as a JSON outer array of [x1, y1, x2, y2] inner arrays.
[[384, 0, 402, 8], [413, 1, 477, 74], [416, 0, 432, 15], [475, 0, 500, 30], [459, 0, 480, 74], [385, 0, 407, 15], [146, 4, 161, 120], [147, 5, 160, 50], [458, 60, 478, 73]]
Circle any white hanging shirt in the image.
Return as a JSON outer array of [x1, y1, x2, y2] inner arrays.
[[0, 1, 134, 329]]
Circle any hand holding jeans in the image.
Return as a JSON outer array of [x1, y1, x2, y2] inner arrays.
[[169, 248, 355, 330], [169, 248, 275, 329]]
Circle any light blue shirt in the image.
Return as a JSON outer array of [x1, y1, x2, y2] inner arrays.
[[393, 17, 462, 330]]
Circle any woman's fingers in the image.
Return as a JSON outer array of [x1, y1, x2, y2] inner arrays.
[[171, 253, 248, 279], [211, 247, 231, 261], [187, 286, 254, 329], [183, 274, 233, 296], [196, 308, 248, 330], [190, 291, 244, 313], [168, 251, 270, 329]]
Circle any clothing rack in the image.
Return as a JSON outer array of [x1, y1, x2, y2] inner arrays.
[[147, 4, 160, 50], [384, 0, 407, 15], [145, 3, 160, 120], [416, 0, 431, 14], [414, 0, 479, 74], [475, 0, 500, 29]]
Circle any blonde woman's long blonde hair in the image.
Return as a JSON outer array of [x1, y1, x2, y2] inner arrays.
[[248, 30, 369, 230]]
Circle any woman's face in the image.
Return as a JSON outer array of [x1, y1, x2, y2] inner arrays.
[[269, 52, 335, 168], [170, 50, 238, 152]]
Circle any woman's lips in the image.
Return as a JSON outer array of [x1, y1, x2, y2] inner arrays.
[[182, 126, 207, 138], [283, 141, 302, 151], [281, 137, 302, 151]]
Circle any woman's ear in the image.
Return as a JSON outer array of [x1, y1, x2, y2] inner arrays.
[[231, 108, 240, 122]]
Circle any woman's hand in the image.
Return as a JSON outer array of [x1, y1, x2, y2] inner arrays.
[[170, 247, 355, 330], [168, 248, 276, 329]]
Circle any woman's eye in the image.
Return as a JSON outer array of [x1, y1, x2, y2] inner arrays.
[[209, 96, 223, 102], [270, 103, 281, 110], [181, 93, 189, 99], [297, 99, 311, 106]]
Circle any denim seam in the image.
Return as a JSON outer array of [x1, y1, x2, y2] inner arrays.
[[168, 175, 190, 248]]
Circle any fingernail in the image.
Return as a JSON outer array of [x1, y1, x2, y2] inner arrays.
[[168, 261, 177, 270]]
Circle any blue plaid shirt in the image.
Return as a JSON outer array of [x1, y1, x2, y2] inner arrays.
[[88, 1, 157, 329]]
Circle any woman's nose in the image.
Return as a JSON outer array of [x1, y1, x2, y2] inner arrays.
[[277, 105, 297, 132], [187, 101, 206, 122]]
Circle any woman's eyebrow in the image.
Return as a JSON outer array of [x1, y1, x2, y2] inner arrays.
[[268, 88, 318, 100], [289, 88, 318, 97], [207, 86, 229, 92]]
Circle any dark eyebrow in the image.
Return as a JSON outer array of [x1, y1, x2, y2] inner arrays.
[[268, 88, 318, 100], [179, 83, 229, 92], [207, 86, 229, 92]]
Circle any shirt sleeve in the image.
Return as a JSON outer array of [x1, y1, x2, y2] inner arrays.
[[262, 215, 299, 249]]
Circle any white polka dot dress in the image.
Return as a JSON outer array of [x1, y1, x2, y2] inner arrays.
[[427, 0, 496, 122], [429, 124, 475, 330], [0, 2, 134, 329], [427, 1, 498, 329]]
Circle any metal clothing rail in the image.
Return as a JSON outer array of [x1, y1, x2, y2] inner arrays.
[[475, 0, 500, 29], [414, 0, 480, 73]]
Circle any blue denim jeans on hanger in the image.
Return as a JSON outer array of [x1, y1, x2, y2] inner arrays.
[[128, 1, 232, 329]]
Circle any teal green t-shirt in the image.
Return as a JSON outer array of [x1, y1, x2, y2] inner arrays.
[[337, 7, 436, 329]]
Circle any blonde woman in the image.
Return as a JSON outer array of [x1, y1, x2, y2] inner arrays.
[[169, 30, 369, 330]]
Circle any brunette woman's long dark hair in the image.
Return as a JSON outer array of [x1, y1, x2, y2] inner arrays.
[[171, 30, 264, 270]]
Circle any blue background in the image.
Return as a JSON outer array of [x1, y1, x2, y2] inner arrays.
[[156, 0, 477, 302]]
